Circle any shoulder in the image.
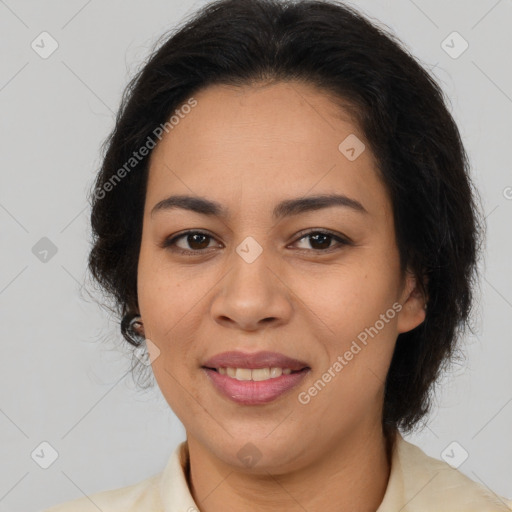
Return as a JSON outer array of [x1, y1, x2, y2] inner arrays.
[[41, 473, 163, 512], [396, 435, 512, 511], [42, 441, 196, 512]]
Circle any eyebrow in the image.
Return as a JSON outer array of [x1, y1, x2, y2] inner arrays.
[[150, 193, 368, 220]]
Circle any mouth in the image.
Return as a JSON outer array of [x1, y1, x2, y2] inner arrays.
[[201, 351, 311, 405], [202, 366, 310, 405], [202, 350, 310, 373]]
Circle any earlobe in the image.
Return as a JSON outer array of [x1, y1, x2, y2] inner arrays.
[[396, 272, 428, 334]]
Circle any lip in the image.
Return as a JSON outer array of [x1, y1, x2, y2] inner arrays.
[[202, 350, 309, 371], [203, 367, 310, 405], [201, 351, 310, 405]]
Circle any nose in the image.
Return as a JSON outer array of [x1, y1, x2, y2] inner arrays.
[[210, 246, 293, 332]]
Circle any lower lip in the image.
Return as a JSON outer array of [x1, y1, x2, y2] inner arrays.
[[203, 368, 309, 405]]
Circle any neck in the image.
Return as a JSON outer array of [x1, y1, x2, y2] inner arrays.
[[185, 425, 395, 512]]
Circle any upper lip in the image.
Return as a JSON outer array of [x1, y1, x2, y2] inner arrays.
[[202, 351, 309, 371]]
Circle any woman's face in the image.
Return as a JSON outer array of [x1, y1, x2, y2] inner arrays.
[[137, 81, 426, 471]]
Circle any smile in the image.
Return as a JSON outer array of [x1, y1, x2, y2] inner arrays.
[[202, 366, 310, 405], [213, 367, 294, 380]]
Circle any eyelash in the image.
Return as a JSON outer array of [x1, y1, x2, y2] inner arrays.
[[160, 229, 352, 256]]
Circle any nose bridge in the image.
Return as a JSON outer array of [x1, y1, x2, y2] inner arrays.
[[211, 236, 291, 329], [232, 236, 275, 294]]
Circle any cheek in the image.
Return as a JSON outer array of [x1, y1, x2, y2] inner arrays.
[[138, 247, 191, 336], [294, 259, 398, 341], [299, 261, 401, 401], [139, 268, 206, 416], [140, 280, 197, 361], [137, 256, 196, 376]]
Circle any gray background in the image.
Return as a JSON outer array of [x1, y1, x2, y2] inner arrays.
[[1, 0, 511, 510]]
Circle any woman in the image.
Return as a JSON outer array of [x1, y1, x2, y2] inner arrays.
[[45, 0, 511, 510]]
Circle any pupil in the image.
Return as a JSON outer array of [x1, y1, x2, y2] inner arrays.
[[310, 233, 330, 250], [189, 233, 209, 250]]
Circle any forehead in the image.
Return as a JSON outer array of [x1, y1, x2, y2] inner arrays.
[[146, 81, 390, 219]]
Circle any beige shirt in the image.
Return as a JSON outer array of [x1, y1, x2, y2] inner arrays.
[[44, 433, 511, 511]]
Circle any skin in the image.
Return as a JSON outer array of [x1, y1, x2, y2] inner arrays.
[[137, 80, 426, 512]]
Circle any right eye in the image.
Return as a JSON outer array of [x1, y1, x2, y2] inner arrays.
[[161, 230, 222, 255]]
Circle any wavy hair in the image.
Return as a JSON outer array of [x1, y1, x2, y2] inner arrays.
[[87, 0, 484, 435]]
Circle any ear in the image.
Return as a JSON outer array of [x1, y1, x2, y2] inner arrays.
[[396, 270, 427, 334]]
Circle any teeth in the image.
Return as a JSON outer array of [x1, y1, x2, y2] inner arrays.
[[235, 368, 252, 381], [270, 367, 282, 378], [252, 368, 270, 381], [216, 367, 295, 381]]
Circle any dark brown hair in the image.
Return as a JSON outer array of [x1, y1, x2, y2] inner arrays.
[[87, 0, 484, 435]]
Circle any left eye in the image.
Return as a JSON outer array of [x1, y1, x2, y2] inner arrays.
[[293, 231, 349, 251], [161, 230, 350, 254]]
